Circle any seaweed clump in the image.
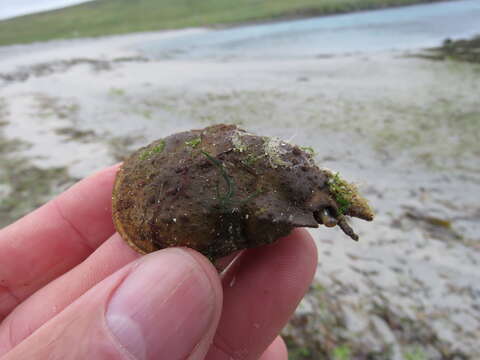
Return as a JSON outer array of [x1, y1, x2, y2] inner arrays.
[[421, 36, 480, 64], [112, 124, 374, 261]]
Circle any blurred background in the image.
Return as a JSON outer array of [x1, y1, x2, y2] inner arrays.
[[0, 0, 479, 359]]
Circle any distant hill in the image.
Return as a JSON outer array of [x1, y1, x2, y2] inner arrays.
[[0, 0, 454, 46]]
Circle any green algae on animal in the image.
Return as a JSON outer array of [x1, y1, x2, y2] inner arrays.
[[112, 124, 374, 260], [185, 137, 201, 148], [138, 140, 165, 160]]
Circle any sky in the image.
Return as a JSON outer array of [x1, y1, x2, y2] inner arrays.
[[0, 0, 94, 20]]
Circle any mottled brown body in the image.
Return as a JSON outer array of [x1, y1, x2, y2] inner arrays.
[[112, 124, 374, 261]]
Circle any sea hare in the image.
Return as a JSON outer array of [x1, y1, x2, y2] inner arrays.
[[112, 124, 374, 261]]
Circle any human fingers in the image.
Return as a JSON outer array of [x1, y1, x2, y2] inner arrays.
[[206, 228, 317, 360], [259, 337, 288, 360], [3, 248, 222, 360], [0, 233, 139, 355], [0, 164, 119, 319]]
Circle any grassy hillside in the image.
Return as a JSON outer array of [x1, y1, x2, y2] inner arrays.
[[0, 0, 451, 46]]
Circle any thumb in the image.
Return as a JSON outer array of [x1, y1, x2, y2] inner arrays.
[[4, 248, 222, 360]]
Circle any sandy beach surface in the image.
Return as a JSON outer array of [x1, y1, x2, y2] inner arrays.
[[1, 28, 479, 359]]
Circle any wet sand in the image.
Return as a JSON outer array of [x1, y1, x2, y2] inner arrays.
[[1, 30, 479, 359]]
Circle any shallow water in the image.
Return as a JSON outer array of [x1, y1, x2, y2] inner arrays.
[[138, 0, 480, 59]]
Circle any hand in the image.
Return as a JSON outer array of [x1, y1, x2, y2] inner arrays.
[[0, 164, 317, 359]]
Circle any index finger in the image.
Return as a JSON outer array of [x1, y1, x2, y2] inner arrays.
[[0, 164, 120, 319], [207, 229, 317, 360]]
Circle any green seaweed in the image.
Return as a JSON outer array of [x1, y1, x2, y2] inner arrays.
[[185, 137, 201, 148], [300, 146, 316, 156], [108, 87, 125, 96], [201, 150, 235, 208], [201, 150, 262, 209], [139, 140, 165, 160], [404, 347, 427, 360], [328, 173, 353, 215], [243, 152, 264, 167], [0, 132, 75, 227], [332, 345, 351, 360], [327, 172, 374, 220], [238, 188, 263, 206], [288, 345, 312, 360]]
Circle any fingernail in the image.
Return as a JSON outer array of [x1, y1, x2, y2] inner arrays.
[[106, 248, 216, 360]]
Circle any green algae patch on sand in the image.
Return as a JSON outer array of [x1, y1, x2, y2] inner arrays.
[[421, 36, 480, 64], [0, 138, 75, 227], [0, 97, 78, 227]]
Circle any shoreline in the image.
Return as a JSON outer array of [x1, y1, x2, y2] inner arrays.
[[0, 0, 463, 47], [212, 0, 460, 30]]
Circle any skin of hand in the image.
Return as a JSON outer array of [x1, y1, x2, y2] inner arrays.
[[0, 164, 318, 360]]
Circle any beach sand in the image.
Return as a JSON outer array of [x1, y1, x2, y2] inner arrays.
[[1, 30, 479, 358]]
